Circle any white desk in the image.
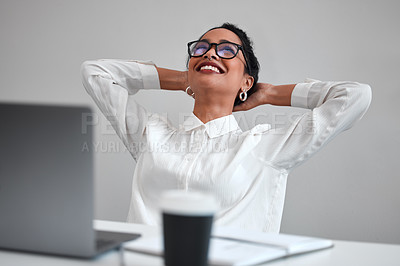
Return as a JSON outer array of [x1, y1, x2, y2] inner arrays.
[[1, 220, 399, 266]]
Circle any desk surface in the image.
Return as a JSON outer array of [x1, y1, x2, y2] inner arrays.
[[1, 220, 399, 266]]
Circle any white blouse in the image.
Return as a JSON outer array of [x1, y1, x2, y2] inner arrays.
[[81, 59, 372, 233]]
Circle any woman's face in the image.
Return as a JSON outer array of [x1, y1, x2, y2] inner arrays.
[[188, 28, 253, 101]]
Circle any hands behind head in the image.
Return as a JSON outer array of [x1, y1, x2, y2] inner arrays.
[[233, 83, 274, 112]]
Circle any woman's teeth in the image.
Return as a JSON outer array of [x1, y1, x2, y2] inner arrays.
[[200, 65, 220, 73]]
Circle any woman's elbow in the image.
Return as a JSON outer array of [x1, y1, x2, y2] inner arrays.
[[80, 60, 107, 90], [80, 60, 97, 81], [356, 83, 372, 115]]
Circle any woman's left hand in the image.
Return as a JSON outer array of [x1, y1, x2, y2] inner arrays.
[[233, 83, 273, 112], [233, 82, 295, 112]]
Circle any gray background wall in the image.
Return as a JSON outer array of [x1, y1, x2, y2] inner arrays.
[[1, 0, 399, 244]]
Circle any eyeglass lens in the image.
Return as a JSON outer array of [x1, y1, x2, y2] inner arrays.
[[190, 41, 238, 58]]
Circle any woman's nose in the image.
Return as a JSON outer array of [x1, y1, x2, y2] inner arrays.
[[203, 45, 219, 60]]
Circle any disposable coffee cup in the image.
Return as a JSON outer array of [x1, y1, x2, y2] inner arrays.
[[160, 190, 218, 266]]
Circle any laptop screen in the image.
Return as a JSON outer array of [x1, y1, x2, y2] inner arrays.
[[0, 103, 97, 257]]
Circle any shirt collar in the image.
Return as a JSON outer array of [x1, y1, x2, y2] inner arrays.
[[182, 113, 240, 138]]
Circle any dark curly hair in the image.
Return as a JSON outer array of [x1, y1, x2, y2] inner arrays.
[[187, 23, 260, 106]]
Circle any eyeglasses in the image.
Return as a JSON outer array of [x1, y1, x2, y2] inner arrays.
[[187, 40, 251, 75]]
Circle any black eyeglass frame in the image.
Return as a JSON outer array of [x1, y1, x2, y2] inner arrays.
[[187, 40, 252, 75]]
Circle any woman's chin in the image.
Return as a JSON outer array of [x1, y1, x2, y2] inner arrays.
[[192, 77, 226, 90]]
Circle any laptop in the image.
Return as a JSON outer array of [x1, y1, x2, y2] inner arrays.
[[0, 103, 140, 258]]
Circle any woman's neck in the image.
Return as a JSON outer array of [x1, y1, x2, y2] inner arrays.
[[192, 100, 234, 123]]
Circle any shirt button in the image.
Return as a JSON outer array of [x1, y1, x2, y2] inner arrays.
[[185, 154, 193, 161]]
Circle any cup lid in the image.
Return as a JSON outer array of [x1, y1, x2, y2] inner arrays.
[[159, 190, 218, 216]]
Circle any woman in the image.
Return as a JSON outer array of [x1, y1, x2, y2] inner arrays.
[[81, 23, 371, 233]]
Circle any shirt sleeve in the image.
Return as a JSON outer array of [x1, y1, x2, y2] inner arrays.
[[253, 79, 372, 171], [80, 59, 161, 161]]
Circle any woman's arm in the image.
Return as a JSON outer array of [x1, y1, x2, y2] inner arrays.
[[251, 80, 372, 170], [156, 67, 188, 91], [81, 59, 161, 161], [233, 83, 296, 111]]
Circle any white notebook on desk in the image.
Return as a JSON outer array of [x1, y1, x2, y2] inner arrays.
[[124, 226, 334, 266]]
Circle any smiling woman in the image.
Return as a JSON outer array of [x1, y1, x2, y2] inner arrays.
[[80, 22, 372, 233], [186, 23, 260, 108], [187, 27, 255, 121]]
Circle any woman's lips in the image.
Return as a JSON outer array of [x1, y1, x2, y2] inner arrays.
[[200, 65, 221, 73], [196, 62, 224, 74]]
